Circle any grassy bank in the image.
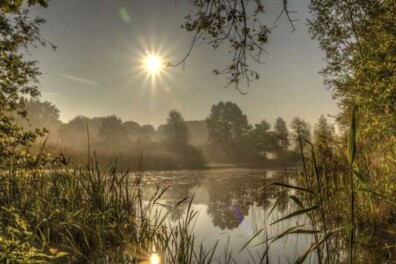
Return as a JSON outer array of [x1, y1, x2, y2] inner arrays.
[[1, 112, 396, 264], [0, 159, 225, 263], [246, 108, 396, 263]]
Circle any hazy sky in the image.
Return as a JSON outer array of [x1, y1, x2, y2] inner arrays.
[[31, 0, 339, 128]]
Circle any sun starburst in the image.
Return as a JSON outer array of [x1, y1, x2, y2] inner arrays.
[[145, 55, 162, 75]]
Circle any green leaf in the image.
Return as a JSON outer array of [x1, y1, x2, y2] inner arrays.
[[269, 225, 304, 242], [263, 182, 314, 195], [239, 229, 264, 253], [268, 194, 286, 217], [289, 195, 304, 209], [271, 206, 319, 225], [353, 170, 368, 188], [55, 251, 69, 258]]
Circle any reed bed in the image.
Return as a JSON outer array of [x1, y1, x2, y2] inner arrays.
[[2, 107, 396, 263], [0, 157, 232, 263]]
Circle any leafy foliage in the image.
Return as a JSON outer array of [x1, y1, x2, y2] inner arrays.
[[313, 115, 335, 170], [206, 101, 254, 162], [0, 0, 48, 13], [206, 101, 251, 144], [179, 0, 297, 91], [0, 1, 53, 168], [290, 116, 311, 151], [309, 0, 396, 146], [273, 117, 290, 156], [164, 110, 190, 150], [0, 207, 60, 263], [251, 119, 277, 158]]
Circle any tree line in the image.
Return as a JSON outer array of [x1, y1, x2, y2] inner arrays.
[[18, 98, 336, 170]]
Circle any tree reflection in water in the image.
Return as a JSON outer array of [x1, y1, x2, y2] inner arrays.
[[141, 169, 285, 230]]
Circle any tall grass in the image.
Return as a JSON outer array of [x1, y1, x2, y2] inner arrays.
[[2, 106, 396, 263], [347, 106, 359, 264], [244, 107, 396, 263], [0, 154, 231, 263]]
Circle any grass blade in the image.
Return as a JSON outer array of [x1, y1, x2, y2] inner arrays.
[[266, 182, 314, 195], [271, 206, 319, 225]]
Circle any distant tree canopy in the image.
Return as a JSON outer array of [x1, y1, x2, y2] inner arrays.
[[5, 94, 329, 168], [206, 101, 252, 161], [207, 101, 251, 144], [57, 116, 89, 150], [19, 99, 61, 131], [184, 120, 208, 145], [205, 101, 287, 163], [273, 117, 290, 155], [251, 120, 276, 158], [163, 110, 190, 150], [98, 115, 128, 151], [123, 121, 142, 135], [1, 0, 356, 169], [290, 116, 311, 151], [313, 115, 335, 169]]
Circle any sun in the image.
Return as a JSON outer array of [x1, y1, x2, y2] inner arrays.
[[145, 55, 162, 74], [135, 47, 170, 88]]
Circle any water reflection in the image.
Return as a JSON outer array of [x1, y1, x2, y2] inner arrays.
[[139, 168, 312, 263], [100, 168, 391, 263], [206, 173, 265, 230], [142, 168, 282, 230]]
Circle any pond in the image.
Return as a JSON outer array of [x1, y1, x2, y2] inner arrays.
[[139, 168, 319, 263]]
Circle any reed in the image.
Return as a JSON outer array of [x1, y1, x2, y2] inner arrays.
[[242, 106, 396, 263], [1, 106, 396, 263], [0, 156, 225, 263]]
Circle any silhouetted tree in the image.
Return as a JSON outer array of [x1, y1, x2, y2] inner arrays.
[[163, 110, 190, 151], [141, 124, 156, 137], [251, 120, 276, 159], [98, 115, 128, 151], [206, 101, 253, 162], [58, 116, 89, 150], [185, 120, 208, 146], [314, 115, 335, 170], [207, 101, 251, 143], [161, 110, 205, 168], [19, 99, 62, 133], [273, 117, 290, 156], [290, 117, 311, 152], [123, 121, 142, 136]]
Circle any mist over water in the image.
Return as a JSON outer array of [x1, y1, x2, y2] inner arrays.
[[2, 0, 396, 263], [21, 99, 304, 170]]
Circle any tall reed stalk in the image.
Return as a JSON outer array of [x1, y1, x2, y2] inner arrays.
[[348, 106, 359, 264]]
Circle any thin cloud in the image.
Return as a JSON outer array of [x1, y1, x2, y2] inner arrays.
[[60, 74, 100, 88]]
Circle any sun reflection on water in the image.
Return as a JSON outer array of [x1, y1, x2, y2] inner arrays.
[[150, 253, 160, 264]]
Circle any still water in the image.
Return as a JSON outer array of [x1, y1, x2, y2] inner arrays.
[[140, 168, 318, 263]]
